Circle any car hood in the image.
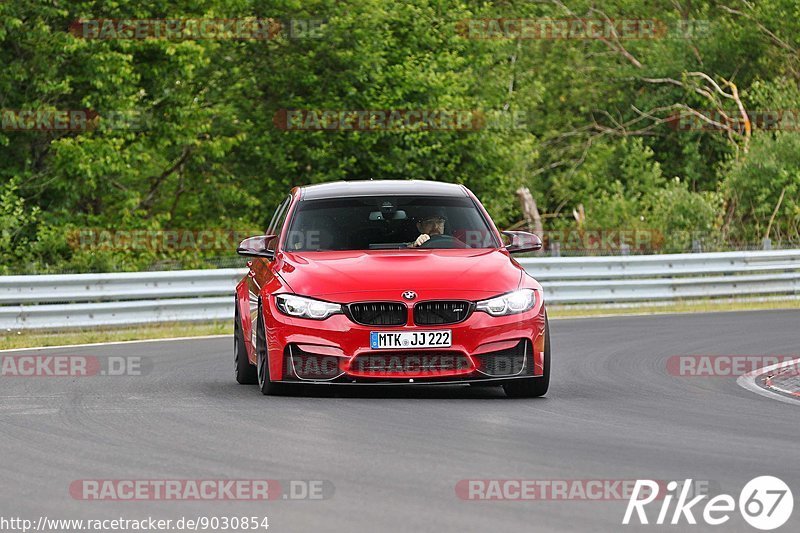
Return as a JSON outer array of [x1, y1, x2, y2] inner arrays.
[[277, 249, 526, 301]]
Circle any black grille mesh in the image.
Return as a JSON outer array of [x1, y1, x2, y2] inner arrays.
[[413, 301, 472, 325], [288, 346, 342, 380], [348, 302, 407, 326], [474, 340, 528, 376], [350, 352, 472, 375]]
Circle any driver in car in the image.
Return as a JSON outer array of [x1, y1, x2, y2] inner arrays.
[[408, 208, 447, 248]]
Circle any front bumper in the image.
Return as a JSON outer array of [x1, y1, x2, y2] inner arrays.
[[263, 295, 547, 385]]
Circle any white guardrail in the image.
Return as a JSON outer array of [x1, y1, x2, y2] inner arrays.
[[1, 249, 799, 329]]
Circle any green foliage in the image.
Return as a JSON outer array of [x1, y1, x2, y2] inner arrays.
[[0, 178, 39, 272], [1, 0, 799, 272], [646, 179, 721, 252], [722, 132, 800, 244]]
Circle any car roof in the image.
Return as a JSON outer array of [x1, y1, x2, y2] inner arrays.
[[298, 180, 468, 200]]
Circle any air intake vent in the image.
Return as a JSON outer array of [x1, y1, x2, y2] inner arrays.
[[349, 352, 474, 377], [348, 302, 407, 326], [288, 346, 342, 380], [474, 340, 528, 377]]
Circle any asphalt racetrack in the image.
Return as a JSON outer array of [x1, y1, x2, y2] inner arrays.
[[1, 310, 798, 532]]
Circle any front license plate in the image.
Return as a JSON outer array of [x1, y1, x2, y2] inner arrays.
[[370, 330, 452, 349]]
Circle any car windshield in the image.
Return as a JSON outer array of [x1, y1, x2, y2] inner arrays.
[[284, 195, 499, 251]]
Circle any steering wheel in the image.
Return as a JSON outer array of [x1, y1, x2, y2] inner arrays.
[[418, 234, 468, 249]]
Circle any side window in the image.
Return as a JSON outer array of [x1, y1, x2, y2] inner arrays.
[[266, 195, 292, 252]]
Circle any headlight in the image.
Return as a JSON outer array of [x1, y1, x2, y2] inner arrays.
[[476, 289, 536, 316], [275, 294, 342, 320]]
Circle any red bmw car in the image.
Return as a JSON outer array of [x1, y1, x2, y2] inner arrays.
[[233, 180, 550, 397]]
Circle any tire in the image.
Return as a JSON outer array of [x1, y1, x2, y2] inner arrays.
[[256, 299, 286, 396], [503, 313, 550, 398], [234, 298, 257, 384]]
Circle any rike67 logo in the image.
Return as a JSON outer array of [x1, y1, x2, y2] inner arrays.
[[623, 476, 793, 530]]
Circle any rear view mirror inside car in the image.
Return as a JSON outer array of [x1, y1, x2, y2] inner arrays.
[[369, 210, 406, 221]]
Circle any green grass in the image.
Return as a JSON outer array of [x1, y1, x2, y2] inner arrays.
[[549, 297, 800, 318], [2, 298, 799, 350], [0, 321, 230, 350]]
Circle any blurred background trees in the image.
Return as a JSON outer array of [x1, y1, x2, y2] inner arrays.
[[1, 0, 798, 272]]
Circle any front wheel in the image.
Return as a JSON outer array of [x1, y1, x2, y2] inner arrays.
[[234, 298, 257, 384], [503, 314, 550, 398], [256, 300, 286, 396]]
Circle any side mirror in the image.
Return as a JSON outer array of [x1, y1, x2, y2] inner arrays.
[[237, 235, 277, 259], [502, 231, 543, 254]]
